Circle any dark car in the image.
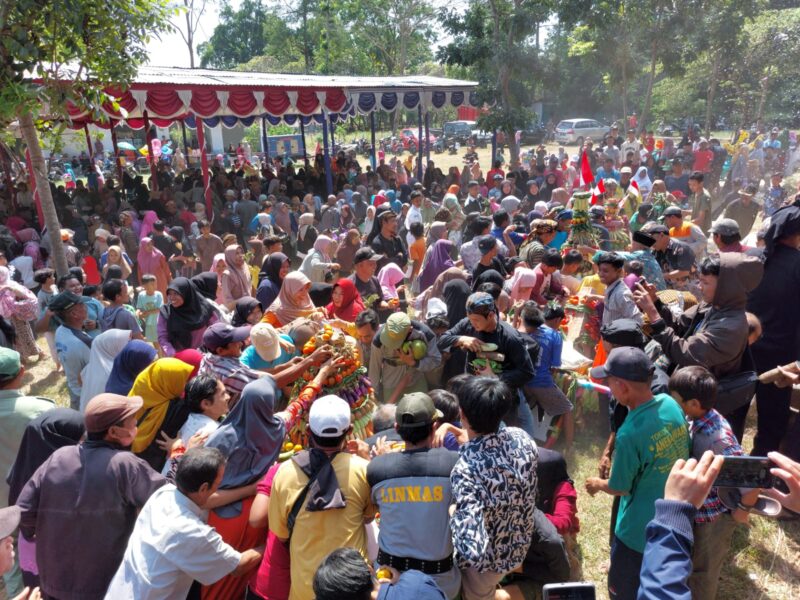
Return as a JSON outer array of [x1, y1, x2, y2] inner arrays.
[[518, 124, 547, 145]]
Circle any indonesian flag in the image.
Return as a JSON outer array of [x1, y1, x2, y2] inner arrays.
[[579, 150, 594, 189], [628, 179, 640, 199], [592, 178, 605, 205]]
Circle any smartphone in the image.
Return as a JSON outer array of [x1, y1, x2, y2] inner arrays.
[[543, 583, 596, 600], [397, 288, 408, 311], [715, 456, 776, 489]]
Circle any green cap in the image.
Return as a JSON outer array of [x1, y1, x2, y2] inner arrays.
[[0, 347, 22, 379], [396, 392, 444, 428], [380, 313, 411, 352], [48, 291, 84, 314]]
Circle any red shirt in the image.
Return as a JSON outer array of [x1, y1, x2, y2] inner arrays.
[[251, 464, 291, 599], [693, 149, 714, 173], [544, 481, 580, 535], [486, 168, 505, 183]]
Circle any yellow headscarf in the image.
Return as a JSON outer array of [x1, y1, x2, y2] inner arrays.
[[129, 358, 194, 453]]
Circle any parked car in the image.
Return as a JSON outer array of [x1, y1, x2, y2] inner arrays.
[[657, 122, 683, 136], [443, 120, 476, 143], [554, 118, 608, 146], [518, 124, 547, 145], [470, 129, 493, 147]]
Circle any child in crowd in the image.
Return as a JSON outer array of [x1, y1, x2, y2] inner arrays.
[[100, 278, 143, 338], [136, 274, 163, 346], [34, 268, 59, 369], [668, 366, 760, 600], [408, 221, 426, 284]]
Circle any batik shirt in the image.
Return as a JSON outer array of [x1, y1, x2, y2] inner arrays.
[[451, 426, 538, 573], [690, 409, 744, 523]]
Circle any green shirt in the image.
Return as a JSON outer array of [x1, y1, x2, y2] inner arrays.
[[0, 389, 55, 507], [608, 393, 690, 552]]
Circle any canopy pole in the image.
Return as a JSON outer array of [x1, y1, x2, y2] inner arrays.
[[299, 119, 308, 162], [322, 113, 333, 196], [417, 105, 423, 182], [83, 124, 94, 162], [491, 130, 497, 167], [24, 149, 44, 228], [109, 124, 123, 186], [180, 120, 189, 160], [195, 117, 212, 219], [424, 111, 431, 165], [370, 112, 377, 170], [142, 110, 158, 192], [260, 116, 268, 157], [329, 119, 335, 151]]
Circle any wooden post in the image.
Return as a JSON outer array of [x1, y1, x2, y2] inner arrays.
[[142, 110, 158, 191], [195, 117, 212, 219]]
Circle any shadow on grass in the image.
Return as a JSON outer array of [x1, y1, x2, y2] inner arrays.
[[23, 368, 68, 404]]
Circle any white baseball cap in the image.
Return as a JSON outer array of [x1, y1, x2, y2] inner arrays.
[[250, 323, 282, 362], [426, 298, 447, 320], [309, 395, 351, 438]]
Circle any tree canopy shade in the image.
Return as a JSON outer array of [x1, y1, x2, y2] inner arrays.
[[0, 0, 175, 275]]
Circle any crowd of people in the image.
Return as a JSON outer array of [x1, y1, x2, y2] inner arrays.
[[0, 122, 799, 600]]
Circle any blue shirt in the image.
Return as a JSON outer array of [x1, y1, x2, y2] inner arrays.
[[239, 334, 295, 370], [491, 226, 524, 248], [527, 325, 562, 387], [547, 230, 569, 250], [596, 167, 620, 182]]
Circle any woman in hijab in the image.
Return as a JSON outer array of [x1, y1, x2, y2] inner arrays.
[[272, 201, 292, 235], [413, 266, 468, 316], [362, 205, 376, 236], [220, 244, 252, 307], [16, 228, 45, 270], [79, 329, 132, 411], [335, 229, 361, 276], [299, 235, 338, 283], [157, 277, 219, 356], [442, 193, 466, 233], [263, 271, 325, 327], [137, 237, 171, 296], [231, 297, 263, 327], [201, 377, 291, 600], [539, 173, 558, 203], [6, 408, 86, 587], [174, 348, 204, 377], [326, 278, 365, 322], [418, 239, 455, 293], [426, 221, 448, 247], [0, 265, 41, 361], [339, 204, 354, 231], [130, 357, 195, 470], [102, 245, 132, 281], [633, 165, 653, 198], [509, 267, 538, 302], [377, 263, 406, 300], [443, 278, 470, 328], [138, 210, 159, 240], [472, 267, 506, 292], [296, 212, 318, 257], [105, 339, 158, 395], [256, 252, 289, 310]]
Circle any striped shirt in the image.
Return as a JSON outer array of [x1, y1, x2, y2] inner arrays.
[[198, 353, 263, 405]]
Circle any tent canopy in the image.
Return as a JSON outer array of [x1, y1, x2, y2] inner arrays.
[[63, 66, 480, 129]]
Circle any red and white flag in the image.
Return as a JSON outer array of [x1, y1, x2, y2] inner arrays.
[[592, 177, 605, 205], [579, 150, 594, 189], [629, 179, 640, 199]]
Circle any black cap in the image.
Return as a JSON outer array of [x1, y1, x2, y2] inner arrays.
[[662, 206, 683, 217], [48, 291, 85, 314], [153, 220, 165, 231], [468, 180, 479, 187], [477, 235, 498, 255], [642, 223, 669, 235], [632, 231, 656, 247], [600, 319, 647, 349], [590, 347, 654, 382], [353, 247, 384, 264]]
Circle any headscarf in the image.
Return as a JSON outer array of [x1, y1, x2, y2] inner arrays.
[[232, 296, 262, 327], [313, 235, 334, 261], [298, 212, 315, 240], [105, 340, 158, 395], [191, 272, 220, 301], [447, 184, 460, 196], [79, 329, 132, 411], [136, 238, 164, 278], [418, 240, 455, 292], [205, 377, 285, 517], [427, 221, 448, 246], [472, 267, 506, 292], [509, 267, 538, 302], [174, 348, 203, 377], [224, 244, 251, 297], [159, 277, 216, 351], [15, 228, 40, 244], [139, 210, 158, 240], [326, 278, 365, 322], [211, 252, 226, 273], [443, 279, 471, 327], [270, 271, 315, 324], [273, 202, 292, 233], [634, 166, 653, 197], [105, 245, 131, 279], [536, 447, 574, 517], [130, 357, 194, 453], [443, 193, 466, 227], [764, 206, 800, 261], [366, 204, 392, 245], [6, 408, 85, 505], [377, 263, 406, 299]]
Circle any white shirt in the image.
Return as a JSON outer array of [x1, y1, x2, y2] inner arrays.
[[161, 414, 219, 476], [105, 484, 241, 600], [405, 204, 423, 247]]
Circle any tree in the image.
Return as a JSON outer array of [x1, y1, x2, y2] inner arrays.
[[438, 0, 554, 167], [198, 0, 270, 69], [174, 0, 209, 68], [0, 0, 174, 275]]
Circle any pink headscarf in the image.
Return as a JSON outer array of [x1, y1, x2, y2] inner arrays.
[[377, 263, 405, 299], [136, 238, 164, 276], [139, 211, 158, 240], [224, 244, 251, 297], [313, 235, 334, 261], [509, 267, 538, 302]]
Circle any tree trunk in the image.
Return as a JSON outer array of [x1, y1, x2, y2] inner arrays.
[[705, 49, 721, 137], [18, 110, 68, 276], [621, 61, 628, 131], [755, 68, 771, 125], [302, 0, 310, 73], [639, 39, 658, 135], [184, 0, 195, 68]]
